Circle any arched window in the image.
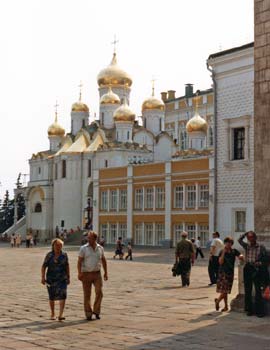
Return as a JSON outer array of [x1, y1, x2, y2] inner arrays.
[[34, 203, 42, 213]]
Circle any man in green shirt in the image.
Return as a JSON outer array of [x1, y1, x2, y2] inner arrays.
[[175, 231, 195, 287]]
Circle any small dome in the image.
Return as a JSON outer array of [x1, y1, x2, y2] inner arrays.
[[100, 87, 121, 105], [71, 101, 89, 113], [142, 96, 165, 112], [48, 119, 65, 137], [97, 53, 132, 88], [113, 102, 135, 123], [186, 112, 208, 133]]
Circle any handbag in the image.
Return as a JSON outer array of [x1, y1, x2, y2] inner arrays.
[[262, 286, 270, 301]]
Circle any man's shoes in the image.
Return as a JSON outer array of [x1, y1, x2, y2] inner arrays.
[[93, 313, 100, 320], [256, 313, 265, 318], [246, 311, 253, 316], [86, 313, 92, 321], [208, 283, 215, 286]]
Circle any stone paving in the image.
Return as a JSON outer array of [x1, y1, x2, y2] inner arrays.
[[0, 244, 270, 350]]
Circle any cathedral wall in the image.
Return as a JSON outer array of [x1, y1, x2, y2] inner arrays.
[[209, 47, 254, 240]]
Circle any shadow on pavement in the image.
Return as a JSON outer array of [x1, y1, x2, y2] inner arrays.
[[128, 312, 270, 350], [0, 318, 90, 331]]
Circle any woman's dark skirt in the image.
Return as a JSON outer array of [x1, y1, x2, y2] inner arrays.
[[47, 280, 67, 301], [216, 271, 234, 294]]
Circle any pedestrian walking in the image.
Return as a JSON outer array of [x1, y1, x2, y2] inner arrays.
[[10, 233, 16, 248], [175, 231, 195, 287], [195, 236, 204, 259], [215, 237, 243, 312], [26, 232, 31, 248], [125, 242, 133, 260], [208, 232, 224, 286], [238, 231, 268, 317], [113, 237, 124, 260], [41, 239, 70, 321], [77, 231, 108, 320], [15, 234, 21, 248]]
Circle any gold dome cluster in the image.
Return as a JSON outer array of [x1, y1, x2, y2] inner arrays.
[[48, 117, 65, 137], [100, 87, 121, 105], [97, 53, 132, 88], [71, 101, 89, 113], [142, 96, 165, 112], [113, 102, 135, 123], [186, 112, 208, 133]]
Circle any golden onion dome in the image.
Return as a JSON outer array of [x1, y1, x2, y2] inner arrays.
[[48, 118, 65, 137], [186, 112, 208, 133], [142, 96, 165, 112], [97, 53, 132, 88], [100, 87, 121, 105], [71, 101, 89, 113], [113, 102, 135, 123]]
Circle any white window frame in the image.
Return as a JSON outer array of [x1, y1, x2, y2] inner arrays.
[[119, 223, 127, 240], [199, 184, 209, 208], [155, 223, 165, 246], [145, 188, 154, 209], [135, 188, 143, 210], [119, 189, 127, 210], [145, 223, 154, 246], [199, 225, 209, 248], [174, 224, 183, 246], [186, 185, 196, 208], [100, 191, 108, 211], [174, 185, 183, 208], [156, 187, 165, 209], [187, 224, 196, 240], [110, 190, 117, 211], [110, 223, 117, 244], [134, 223, 143, 245], [234, 210, 246, 233]]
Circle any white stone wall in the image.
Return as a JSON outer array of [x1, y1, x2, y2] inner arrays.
[[208, 47, 254, 241]]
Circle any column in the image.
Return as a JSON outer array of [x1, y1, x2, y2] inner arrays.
[[92, 170, 99, 233], [107, 189, 110, 212], [153, 185, 156, 211], [127, 165, 133, 242], [116, 188, 120, 212], [165, 162, 172, 247], [195, 182, 199, 210], [153, 222, 156, 246], [195, 222, 199, 240], [183, 183, 186, 210], [142, 187, 145, 212]]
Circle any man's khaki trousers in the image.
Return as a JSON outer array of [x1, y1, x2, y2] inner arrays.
[[82, 271, 103, 317]]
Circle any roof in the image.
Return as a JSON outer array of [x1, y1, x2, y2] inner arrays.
[[208, 42, 254, 60], [165, 88, 213, 103]]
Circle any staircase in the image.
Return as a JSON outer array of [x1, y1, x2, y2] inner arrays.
[[65, 230, 86, 245], [2, 216, 26, 238]]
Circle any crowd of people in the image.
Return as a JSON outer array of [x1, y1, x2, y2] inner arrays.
[[175, 230, 270, 317], [10, 232, 38, 248], [36, 227, 270, 321]]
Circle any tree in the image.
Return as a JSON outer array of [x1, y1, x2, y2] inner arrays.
[[0, 190, 14, 233]]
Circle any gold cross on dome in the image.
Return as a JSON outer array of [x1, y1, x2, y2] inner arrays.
[[151, 76, 156, 96], [78, 81, 83, 101], [111, 35, 119, 54], [54, 100, 59, 121]]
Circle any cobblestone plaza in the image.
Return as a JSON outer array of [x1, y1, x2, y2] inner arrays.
[[0, 245, 269, 350]]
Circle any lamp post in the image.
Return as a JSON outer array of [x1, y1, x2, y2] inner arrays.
[[84, 197, 93, 230]]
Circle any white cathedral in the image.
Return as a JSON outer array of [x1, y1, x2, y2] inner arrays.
[[24, 50, 197, 239]]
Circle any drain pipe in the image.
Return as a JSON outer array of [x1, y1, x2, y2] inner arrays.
[[207, 61, 217, 231]]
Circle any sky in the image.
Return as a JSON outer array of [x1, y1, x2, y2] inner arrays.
[[0, 0, 254, 199]]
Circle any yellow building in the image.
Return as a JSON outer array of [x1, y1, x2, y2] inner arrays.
[[93, 154, 213, 247]]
